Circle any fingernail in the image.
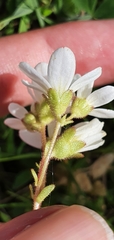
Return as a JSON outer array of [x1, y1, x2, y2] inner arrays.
[[80, 206, 114, 240]]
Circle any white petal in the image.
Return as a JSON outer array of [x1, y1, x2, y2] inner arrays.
[[87, 86, 114, 107], [48, 47, 76, 95], [81, 140, 105, 152], [76, 118, 104, 138], [84, 131, 106, 146], [4, 118, 25, 130], [89, 108, 114, 118], [73, 74, 81, 81], [27, 81, 44, 102], [75, 119, 106, 152], [19, 129, 42, 148], [24, 62, 48, 100], [77, 81, 94, 98], [19, 62, 51, 91], [8, 103, 28, 119], [30, 103, 35, 113], [22, 80, 47, 94], [35, 62, 48, 77], [48, 121, 61, 138], [31, 81, 44, 102], [74, 121, 88, 129], [27, 86, 36, 101], [71, 74, 81, 85], [33, 89, 43, 102], [48, 121, 55, 138], [70, 67, 102, 92]]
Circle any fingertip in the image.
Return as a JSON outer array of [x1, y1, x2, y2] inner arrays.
[[12, 205, 113, 240]]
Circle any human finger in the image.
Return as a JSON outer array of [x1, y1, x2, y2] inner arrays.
[[0, 205, 66, 240], [0, 20, 114, 117], [0, 205, 113, 240]]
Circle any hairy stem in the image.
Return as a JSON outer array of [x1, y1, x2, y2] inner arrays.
[[41, 125, 46, 151], [33, 122, 60, 210]]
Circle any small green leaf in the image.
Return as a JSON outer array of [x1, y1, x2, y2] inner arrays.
[[88, 0, 97, 12], [18, 16, 30, 33], [62, 0, 79, 17], [25, 0, 38, 10], [94, 0, 114, 19], [37, 184, 55, 203], [35, 8, 45, 28], [42, 8, 53, 17], [0, 211, 11, 222], [31, 169, 38, 187], [0, 153, 40, 162], [29, 184, 34, 199], [0, 2, 33, 30]]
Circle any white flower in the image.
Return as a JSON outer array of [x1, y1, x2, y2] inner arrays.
[[74, 118, 106, 152], [4, 105, 106, 154], [4, 103, 41, 149], [77, 83, 114, 118], [19, 47, 101, 98]]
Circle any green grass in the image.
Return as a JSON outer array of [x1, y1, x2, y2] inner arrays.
[[1, 0, 114, 35], [0, 0, 114, 230]]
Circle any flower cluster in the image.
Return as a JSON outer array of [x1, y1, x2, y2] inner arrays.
[[5, 47, 114, 150], [4, 47, 114, 209]]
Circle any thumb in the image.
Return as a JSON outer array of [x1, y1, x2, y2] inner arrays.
[[0, 205, 113, 240], [16, 205, 113, 240]]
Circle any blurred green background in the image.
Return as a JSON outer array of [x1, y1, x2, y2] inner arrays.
[[0, 0, 114, 229]]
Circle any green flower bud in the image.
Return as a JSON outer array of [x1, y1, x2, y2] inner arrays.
[[23, 113, 41, 131], [34, 100, 54, 126], [23, 113, 36, 125], [38, 100, 54, 125], [71, 97, 93, 118]]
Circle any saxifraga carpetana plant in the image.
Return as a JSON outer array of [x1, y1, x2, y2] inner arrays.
[[5, 47, 114, 209]]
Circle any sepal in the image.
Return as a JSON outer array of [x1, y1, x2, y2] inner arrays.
[[46, 88, 73, 121], [35, 100, 54, 125], [51, 128, 84, 160], [71, 97, 93, 118]]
